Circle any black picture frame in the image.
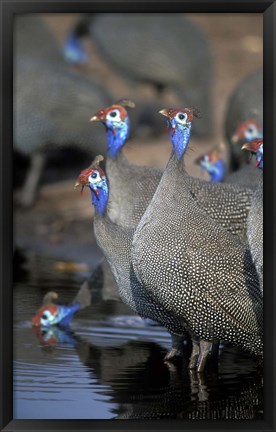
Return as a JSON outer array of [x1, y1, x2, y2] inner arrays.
[[1, 1, 275, 431]]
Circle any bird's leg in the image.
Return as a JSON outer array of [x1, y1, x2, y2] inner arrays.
[[209, 340, 220, 359], [19, 152, 46, 207], [197, 373, 209, 402], [188, 369, 199, 401], [197, 340, 213, 373], [164, 334, 185, 361], [188, 338, 200, 369]]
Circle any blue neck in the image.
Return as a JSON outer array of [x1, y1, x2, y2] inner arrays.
[[209, 160, 226, 182], [170, 122, 191, 160], [106, 118, 130, 159], [256, 146, 263, 170], [89, 183, 108, 216]]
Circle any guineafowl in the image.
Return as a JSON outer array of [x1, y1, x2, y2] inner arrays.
[[224, 69, 263, 171], [242, 139, 263, 293], [64, 13, 214, 138], [75, 156, 190, 360], [90, 100, 163, 228], [14, 15, 112, 206], [90, 101, 253, 242], [195, 146, 227, 182], [31, 282, 91, 327], [132, 107, 263, 371]]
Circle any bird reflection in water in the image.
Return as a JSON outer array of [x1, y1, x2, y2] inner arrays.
[[32, 325, 263, 420]]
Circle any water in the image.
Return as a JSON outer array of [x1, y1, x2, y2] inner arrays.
[[13, 250, 263, 420]]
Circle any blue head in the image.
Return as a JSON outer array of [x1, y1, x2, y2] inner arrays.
[[63, 33, 88, 65], [75, 155, 108, 216], [242, 139, 263, 170], [90, 100, 135, 159], [195, 149, 226, 182], [159, 107, 201, 160]]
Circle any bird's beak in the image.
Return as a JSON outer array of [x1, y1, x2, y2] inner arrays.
[[242, 142, 257, 153], [74, 180, 86, 197], [231, 134, 239, 143], [90, 114, 101, 122], [159, 109, 170, 118], [74, 180, 81, 189]]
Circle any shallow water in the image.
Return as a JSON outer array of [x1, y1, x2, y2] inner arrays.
[[13, 250, 263, 420]]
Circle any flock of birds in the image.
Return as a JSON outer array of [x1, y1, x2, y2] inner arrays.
[[32, 98, 263, 373], [16, 14, 263, 372]]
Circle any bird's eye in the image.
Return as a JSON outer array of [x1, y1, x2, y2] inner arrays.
[[42, 313, 48, 319], [107, 109, 120, 121], [176, 112, 188, 123], [247, 127, 254, 133], [92, 172, 97, 179]]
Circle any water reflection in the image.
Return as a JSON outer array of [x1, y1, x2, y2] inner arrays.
[[13, 251, 263, 420], [29, 324, 263, 420]]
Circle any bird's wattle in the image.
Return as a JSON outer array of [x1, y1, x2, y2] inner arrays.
[[106, 118, 130, 158], [89, 181, 108, 216], [170, 124, 191, 160]]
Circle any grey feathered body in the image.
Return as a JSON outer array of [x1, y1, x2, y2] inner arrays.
[[93, 211, 190, 336], [90, 14, 213, 137], [225, 165, 262, 190], [247, 177, 263, 293], [107, 154, 252, 242], [14, 15, 62, 62], [14, 55, 110, 156], [132, 155, 263, 357], [106, 154, 163, 228]]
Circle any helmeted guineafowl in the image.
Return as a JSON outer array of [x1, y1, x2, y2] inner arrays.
[[75, 156, 190, 360], [224, 69, 263, 171], [64, 13, 214, 138], [90, 100, 163, 228], [14, 14, 112, 206], [242, 139, 263, 293], [132, 107, 263, 371]]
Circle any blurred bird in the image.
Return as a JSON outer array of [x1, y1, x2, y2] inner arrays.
[[31, 281, 91, 327], [195, 146, 226, 182], [224, 69, 263, 170], [231, 118, 263, 145], [14, 15, 112, 206], [63, 13, 214, 138]]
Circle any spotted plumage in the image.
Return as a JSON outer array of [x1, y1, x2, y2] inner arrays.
[[242, 139, 263, 293], [132, 108, 263, 370]]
